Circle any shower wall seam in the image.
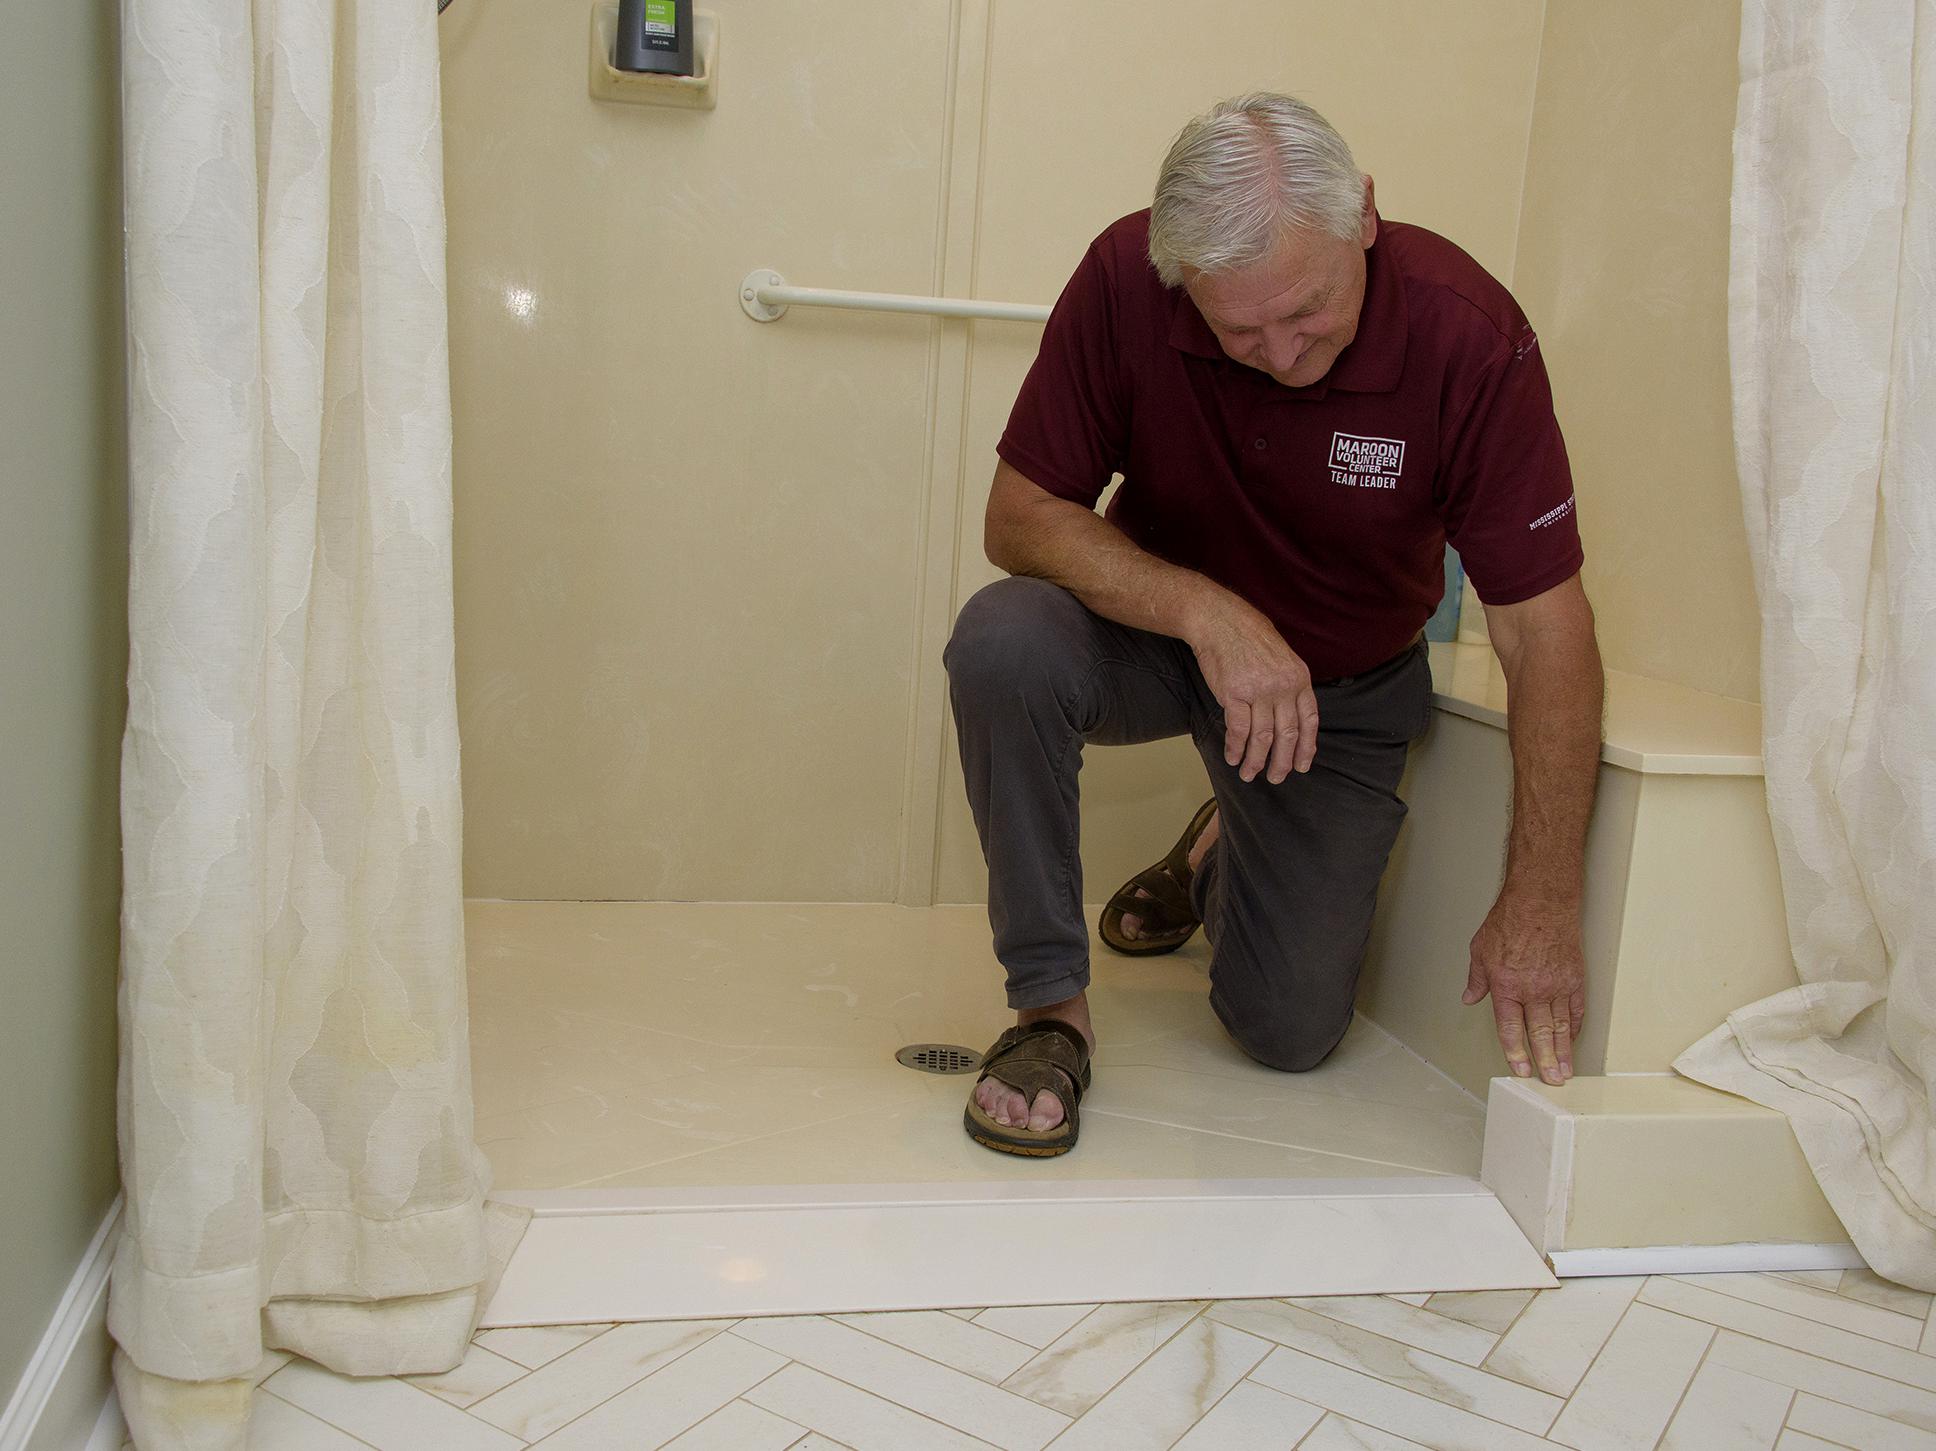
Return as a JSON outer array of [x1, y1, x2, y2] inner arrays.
[[894, 0, 996, 907]]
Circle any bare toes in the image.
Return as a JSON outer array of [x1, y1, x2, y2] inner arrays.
[[1026, 1089, 1065, 1132]]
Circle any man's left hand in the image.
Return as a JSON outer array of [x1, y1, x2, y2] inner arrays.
[[1463, 892, 1585, 1085]]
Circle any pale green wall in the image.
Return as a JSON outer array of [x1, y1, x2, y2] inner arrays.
[[0, 0, 126, 1402]]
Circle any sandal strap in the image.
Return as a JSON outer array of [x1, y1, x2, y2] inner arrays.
[[977, 1019, 1090, 1110], [1104, 863, 1196, 933]]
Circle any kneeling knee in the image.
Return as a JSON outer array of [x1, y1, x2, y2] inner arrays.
[[1223, 1009, 1352, 1074], [944, 577, 1075, 693]]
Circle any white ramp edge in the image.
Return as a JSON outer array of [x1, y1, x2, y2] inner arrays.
[[484, 1176, 1556, 1327]]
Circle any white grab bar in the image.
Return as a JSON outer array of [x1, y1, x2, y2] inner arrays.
[[738, 269, 1050, 325]]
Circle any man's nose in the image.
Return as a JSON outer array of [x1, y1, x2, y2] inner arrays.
[[1263, 329, 1303, 374]]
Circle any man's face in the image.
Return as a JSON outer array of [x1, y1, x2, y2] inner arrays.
[[1184, 189, 1378, 389]]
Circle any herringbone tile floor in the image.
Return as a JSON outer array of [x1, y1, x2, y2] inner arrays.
[[155, 1267, 1936, 1450]]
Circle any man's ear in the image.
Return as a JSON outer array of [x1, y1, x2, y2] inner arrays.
[[1360, 175, 1379, 248]]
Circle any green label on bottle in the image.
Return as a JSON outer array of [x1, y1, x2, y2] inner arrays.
[[643, 0, 676, 36]]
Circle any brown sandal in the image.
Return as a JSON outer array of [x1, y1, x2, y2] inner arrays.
[[1098, 798, 1218, 956], [963, 1019, 1093, 1157]]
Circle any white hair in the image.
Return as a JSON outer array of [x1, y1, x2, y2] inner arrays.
[[1148, 93, 1365, 288]]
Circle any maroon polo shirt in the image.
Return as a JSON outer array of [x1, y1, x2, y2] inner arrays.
[[997, 209, 1584, 683]]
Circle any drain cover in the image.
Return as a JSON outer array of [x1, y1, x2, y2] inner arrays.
[[896, 1043, 981, 1075]]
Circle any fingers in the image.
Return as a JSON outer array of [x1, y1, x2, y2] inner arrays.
[[1292, 686, 1320, 773], [1525, 1000, 1567, 1085], [1461, 954, 1489, 1007], [1265, 699, 1300, 784], [1238, 715, 1276, 782], [1569, 988, 1586, 1043], [1552, 998, 1575, 1080], [1224, 699, 1252, 770], [1493, 997, 1533, 1078]]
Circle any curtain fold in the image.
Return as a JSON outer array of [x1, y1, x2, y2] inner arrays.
[[1675, 0, 1936, 1290], [112, 0, 524, 1443]]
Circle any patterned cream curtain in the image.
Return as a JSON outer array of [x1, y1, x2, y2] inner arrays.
[[1676, 0, 1935, 1289], [112, 0, 524, 1443]]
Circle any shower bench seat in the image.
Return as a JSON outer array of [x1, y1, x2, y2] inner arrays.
[[1359, 643, 1854, 1275]]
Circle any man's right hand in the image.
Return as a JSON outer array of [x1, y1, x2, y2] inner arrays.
[[1186, 593, 1319, 783]]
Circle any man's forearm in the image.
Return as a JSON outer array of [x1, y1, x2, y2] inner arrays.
[[986, 466, 1231, 644], [1497, 629, 1604, 906]]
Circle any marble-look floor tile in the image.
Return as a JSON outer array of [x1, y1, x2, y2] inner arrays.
[[832, 1309, 1036, 1382], [744, 1362, 995, 1451], [1204, 1299, 1561, 1433], [1386, 1294, 1433, 1308], [1046, 1316, 1271, 1450], [1422, 1289, 1533, 1335], [1675, 1271, 1925, 1346], [1297, 1415, 1430, 1450], [1285, 1295, 1498, 1365], [264, 1361, 522, 1451], [402, 1341, 529, 1409], [657, 1396, 811, 1450], [1836, 1268, 1935, 1321], [469, 1318, 736, 1441], [1547, 1303, 1712, 1451], [1482, 1276, 1642, 1397], [732, 1316, 1069, 1451], [1000, 1301, 1206, 1418], [1641, 1277, 1936, 1391], [1658, 1359, 1792, 1451], [250, 1392, 379, 1451], [1707, 1330, 1936, 1433], [971, 1303, 1097, 1349], [1170, 1380, 1324, 1449], [474, 1321, 614, 1369], [527, 1330, 786, 1450], [1247, 1344, 1553, 1451], [1786, 1391, 1936, 1450]]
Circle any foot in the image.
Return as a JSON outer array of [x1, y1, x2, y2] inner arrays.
[[1117, 808, 1220, 941], [973, 994, 1096, 1133]]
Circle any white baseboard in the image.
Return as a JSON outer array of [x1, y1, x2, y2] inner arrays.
[[1549, 1242, 1868, 1278], [0, 1196, 122, 1451]]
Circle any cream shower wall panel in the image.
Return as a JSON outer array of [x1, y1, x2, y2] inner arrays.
[[1512, 0, 1757, 701], [441, 1, 953, 901], [935, 0, 1549, 903]]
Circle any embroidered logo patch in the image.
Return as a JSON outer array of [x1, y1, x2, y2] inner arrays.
[[1328, 432, 1406, 490], [1529, 495, 1576, 531]]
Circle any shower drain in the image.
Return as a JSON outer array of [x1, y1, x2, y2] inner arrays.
[[896, 1043, 981, 1075]]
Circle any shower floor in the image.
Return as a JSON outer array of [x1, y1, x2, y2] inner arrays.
[[466, 900, 1484, 1191], [464, 901, 1549, 1323]]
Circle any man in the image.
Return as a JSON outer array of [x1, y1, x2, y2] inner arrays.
[[946, 93, 1604, 1158]]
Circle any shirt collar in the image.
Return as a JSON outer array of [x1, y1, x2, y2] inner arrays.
[[1165, 218, 1408, 396]]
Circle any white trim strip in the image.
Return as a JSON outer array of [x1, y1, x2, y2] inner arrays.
[[484, 1177, 1555, 1326], [0, 1196, 122, 1451], [1549, 1242, 1866, 1278]]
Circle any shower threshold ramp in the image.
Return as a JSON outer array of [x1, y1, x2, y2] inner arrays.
[[484, 1176, 1555, 1326]]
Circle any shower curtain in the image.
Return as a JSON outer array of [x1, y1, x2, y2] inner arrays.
[[1676, 0, 1935, 1290], [112, 0, 523, 1443]]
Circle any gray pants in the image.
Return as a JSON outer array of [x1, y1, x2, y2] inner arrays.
[[944, 577, 1433, 1072]]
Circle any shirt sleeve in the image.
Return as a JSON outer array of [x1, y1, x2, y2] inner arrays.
[[1437, 325, 1585, 605], [995, 240, 1128, 507]]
